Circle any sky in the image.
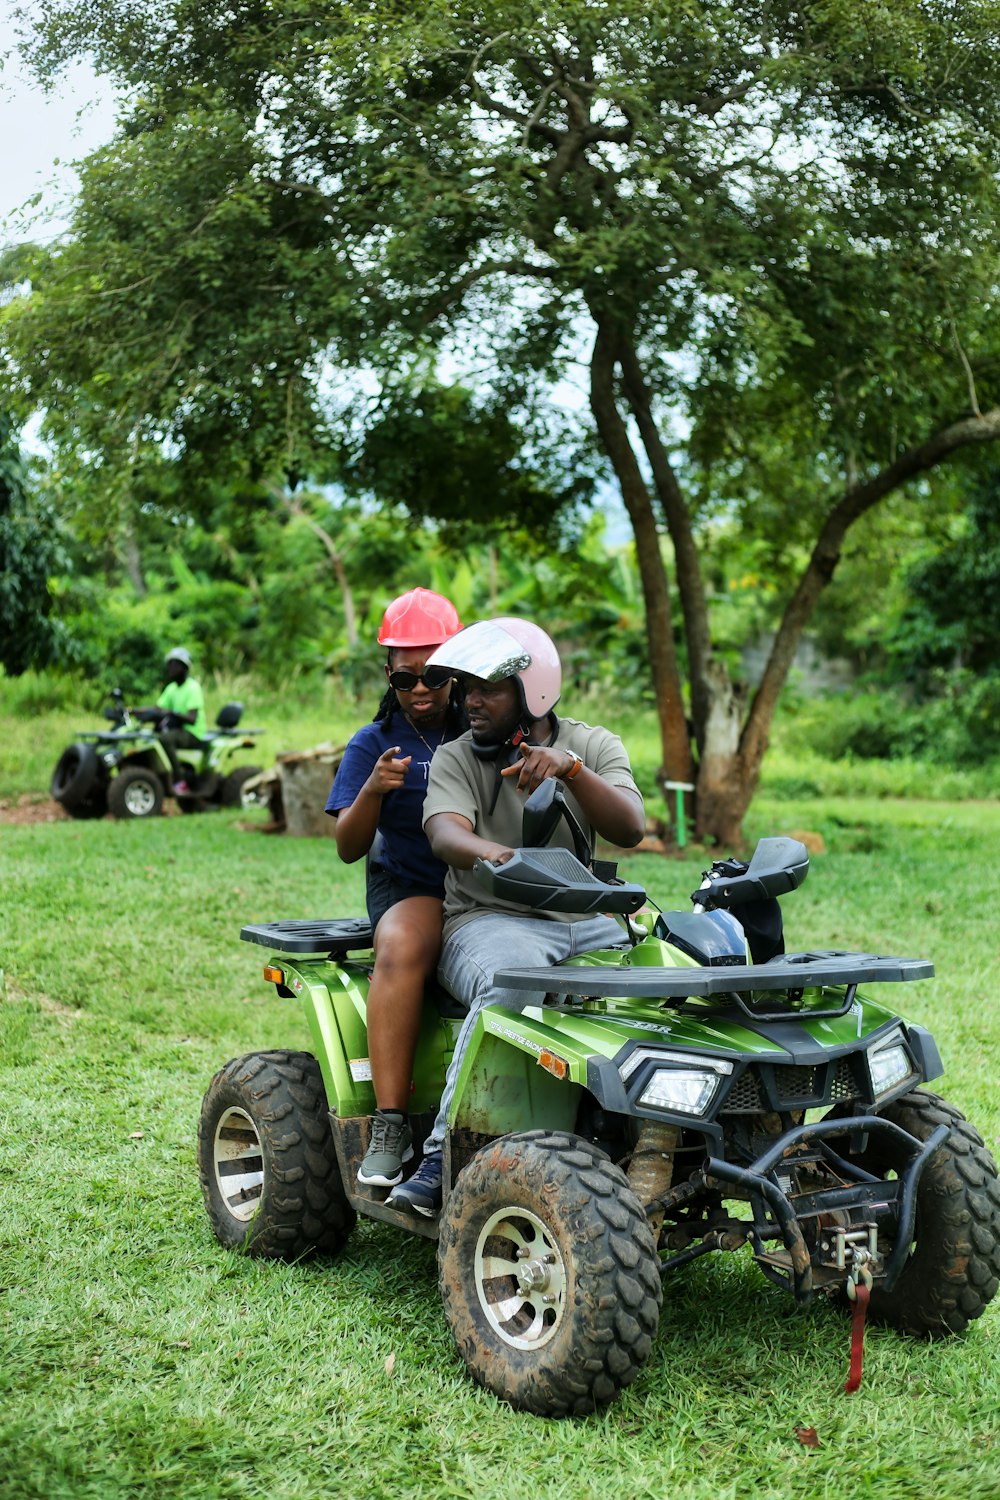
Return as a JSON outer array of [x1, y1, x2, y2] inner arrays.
[[0, 6, 116, 243]]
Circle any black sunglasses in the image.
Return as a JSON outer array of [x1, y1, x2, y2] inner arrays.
[[388, 666, 454, 692]]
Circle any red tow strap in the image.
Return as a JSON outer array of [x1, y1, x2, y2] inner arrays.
[[843, 1281, 870, 1393]]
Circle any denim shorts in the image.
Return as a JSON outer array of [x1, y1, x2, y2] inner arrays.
[[366, 861, 444, 933]]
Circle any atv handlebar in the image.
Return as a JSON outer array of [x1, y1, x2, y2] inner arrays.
[[473, 847, 646, 915], [692, 836, 810, 911]]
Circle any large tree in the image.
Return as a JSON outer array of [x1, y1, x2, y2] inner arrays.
[[6, 0, 1000, 841]]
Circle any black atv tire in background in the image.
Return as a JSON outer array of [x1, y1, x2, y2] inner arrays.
[[438, 1130, 662, 1416], [221, 765, 263, 807], [50, 743, 100, 812], [107, 765, 164, 820], [840, 1089, 1000, 1335], [198, 1050, 355, 1259]]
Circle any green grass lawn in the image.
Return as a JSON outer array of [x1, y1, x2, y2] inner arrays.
[[2, 792, 999, 1499]]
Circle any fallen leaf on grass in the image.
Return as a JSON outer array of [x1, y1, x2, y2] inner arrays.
[[384, 1353, 396, 1377], [795, 1426, 820, 1448]]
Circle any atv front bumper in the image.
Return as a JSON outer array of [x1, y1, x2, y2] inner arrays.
[[673, 1113, 950, 1303]]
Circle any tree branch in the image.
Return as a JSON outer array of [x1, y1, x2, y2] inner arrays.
[[617, 335, 714, 740], [741, 406, 1000, 773], [951, 321, 982, 418], [588, 318, 693, 790], [422, 256, 558, 321]]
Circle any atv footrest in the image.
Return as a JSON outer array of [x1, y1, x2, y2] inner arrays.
[[240, 918, 374, 955]]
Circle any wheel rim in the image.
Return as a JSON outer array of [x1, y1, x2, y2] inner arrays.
[[474, 1207, 568, 1350], [123, 778, 157, 816], [213, 1106, 265, 1222]]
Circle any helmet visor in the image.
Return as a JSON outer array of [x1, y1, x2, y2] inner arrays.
[[427, 621, 530, 684]]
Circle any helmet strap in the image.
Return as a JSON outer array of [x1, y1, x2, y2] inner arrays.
[[469, 713, 557, 762]]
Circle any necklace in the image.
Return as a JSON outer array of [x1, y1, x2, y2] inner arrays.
[[405, 716, 448, 757]]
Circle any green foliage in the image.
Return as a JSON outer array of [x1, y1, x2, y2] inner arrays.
[[8, 0, 1000, 516], [885, 475, 1000, 684], [350, 382, 598, 539], [0, 413, 67, 675], [776, 679, 1000, 776], [6, 0, 1000, 840]]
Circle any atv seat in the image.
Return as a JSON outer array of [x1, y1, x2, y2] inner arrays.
[[202, 702, 256, 741]]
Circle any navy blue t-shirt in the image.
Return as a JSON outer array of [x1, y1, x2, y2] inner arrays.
[[326, 717, 449, 892]]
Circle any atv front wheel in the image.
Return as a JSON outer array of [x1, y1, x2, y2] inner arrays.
[[839, 1089, 1000, 1335], [108, 765, 164, 819], [198, 1050, 354, 1259], [438, 1130, 662, 1416]]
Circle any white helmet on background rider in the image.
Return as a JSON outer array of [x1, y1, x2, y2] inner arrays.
[[165, 647, 192, 669], [426, 617, 561, 719]]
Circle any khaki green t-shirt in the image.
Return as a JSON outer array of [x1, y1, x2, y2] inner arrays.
[[422, 716, 642, 940], [157, 678, 207, 740]]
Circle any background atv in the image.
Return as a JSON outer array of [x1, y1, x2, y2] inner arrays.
[[198, 784, 1000, 1416], [51, 690, 264, 820]]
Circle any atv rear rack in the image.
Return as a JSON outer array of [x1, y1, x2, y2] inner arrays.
[[240, 918, 374, 956]]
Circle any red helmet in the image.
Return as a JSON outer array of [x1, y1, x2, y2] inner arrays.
[[377, 588, 462, 648]]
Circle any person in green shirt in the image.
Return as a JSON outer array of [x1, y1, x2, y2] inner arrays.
[[134, 647, 208, 795]]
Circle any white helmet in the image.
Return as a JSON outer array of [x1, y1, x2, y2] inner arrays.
[[427, 617, 561, 718], [165, 647, 192, 668]]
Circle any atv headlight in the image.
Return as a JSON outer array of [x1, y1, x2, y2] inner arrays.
[[868, 1032, 913, 1096], [639, 1067, 722, 1116], [621, 1049, 733, 1118], [102, 751, 120, 766]]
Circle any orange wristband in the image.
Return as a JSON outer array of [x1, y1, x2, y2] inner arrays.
[[560, 753, 583, 781]]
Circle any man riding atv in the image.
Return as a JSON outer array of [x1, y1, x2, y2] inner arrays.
[[387, 615, 646, 1216], [132, 647, 208, 797]]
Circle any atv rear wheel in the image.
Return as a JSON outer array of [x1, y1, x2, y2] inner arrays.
[[221, 765, 263, 807], [438, 1130, 662, 1416], [198, 1050, 354, 1259], [838, 1089, 1000, 1335], [50, 743, 99, 812], [107, 765, 164, 819]]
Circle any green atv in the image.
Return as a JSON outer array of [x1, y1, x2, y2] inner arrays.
[[198, 783, 1000, 1416], [51, 689, 264, 820]]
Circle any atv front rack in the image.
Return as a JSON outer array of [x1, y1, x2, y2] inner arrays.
[[495, 951, 934, 1018]]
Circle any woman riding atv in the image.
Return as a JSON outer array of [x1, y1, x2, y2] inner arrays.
[[325, 588, 466, 1191]]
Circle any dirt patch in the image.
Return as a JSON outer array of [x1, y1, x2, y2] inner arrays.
[[0, 795, 70, 825], [0, 793, 186, 824]]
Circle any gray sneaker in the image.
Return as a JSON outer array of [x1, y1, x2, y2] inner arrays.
[[356, 1111, 413, 1188], [386, 1151, 443, 1217]]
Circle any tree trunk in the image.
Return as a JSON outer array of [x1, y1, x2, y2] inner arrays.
[[588, 321, 693, 798], [617, 336, 714, 744], [694, 660, 751, 849], [277, 748, 342, 837], [120, 504, 147, 596]]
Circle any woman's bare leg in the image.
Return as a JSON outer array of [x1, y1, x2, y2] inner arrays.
[[367, 895, 442, 1109]]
